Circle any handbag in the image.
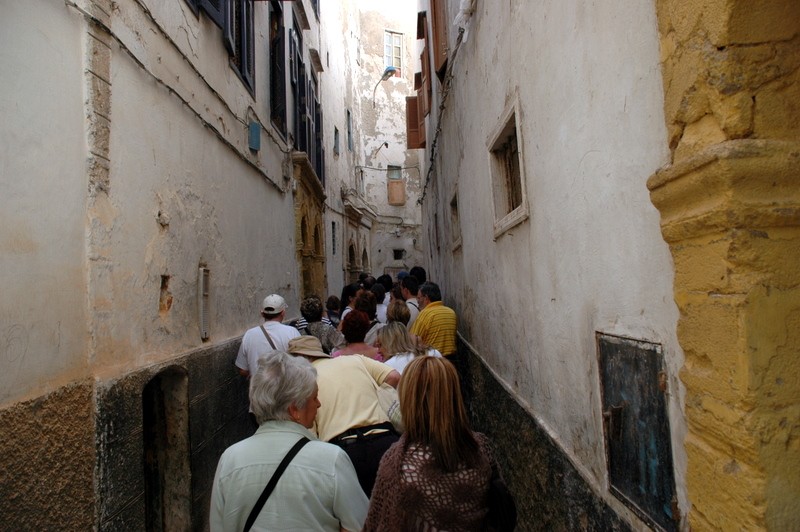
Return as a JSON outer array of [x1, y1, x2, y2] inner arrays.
[[243, 437, 309, 532], [486, 463, 517, 531]]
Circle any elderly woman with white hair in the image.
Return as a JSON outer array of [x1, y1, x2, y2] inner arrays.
[[210, 351, 368, 532]]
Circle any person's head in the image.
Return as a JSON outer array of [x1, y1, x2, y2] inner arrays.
[[376, 321, 417, 358], [261, 294, 288, 321], [390, 282, 404, 302], [409, 266, 427, 284], [400, 275, 419, 299], [300, 296, 324, 323], [326, 295, 340, 314], [250, 351, 320, 428], [358, 272, 368, 283], [399, 356, 478, 472], [354, 291, 377, 321], [397, 270, 409, 282], [370, 283, 386, 305], [340, 283, 361, 308], [417, 282, 442, 310], [341, 310, 371, 344], [362, 275, 376, 290], [377, 274, 393, 293], [288, 335, 331, 361], [386, 299, 410, 325]]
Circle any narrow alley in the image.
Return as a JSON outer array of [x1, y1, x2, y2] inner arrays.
[[1, 0, 798, 530]]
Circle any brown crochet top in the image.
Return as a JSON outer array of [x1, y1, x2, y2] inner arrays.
[[363, 432, 494, 532]]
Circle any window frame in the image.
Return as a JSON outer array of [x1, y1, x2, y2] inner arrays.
[[487, 98, 529, 239], [384, 30, 403, 75]]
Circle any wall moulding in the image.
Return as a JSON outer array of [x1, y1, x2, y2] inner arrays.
[[647, 139, 800, 243]]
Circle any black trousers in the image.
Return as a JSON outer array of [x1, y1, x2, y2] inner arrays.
[[331, 428, 399, 497]]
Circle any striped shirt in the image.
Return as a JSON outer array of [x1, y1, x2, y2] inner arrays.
[[409, 301, 457, 356]]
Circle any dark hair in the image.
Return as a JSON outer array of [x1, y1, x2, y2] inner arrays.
[[401, 275, 419, 296], [409, 266, 427, 284], [362, 275, 376, 290], [340, 283, 361, 307], [300, 296, 323, 322], [354, 291, 377, 321], [377, 274, 393, 293], [326, 295, 340, 312], [391, 282, 404, 301], [419, 281, 442, 302], [341, 310, 370, 343], [370, 283, 386, 303]]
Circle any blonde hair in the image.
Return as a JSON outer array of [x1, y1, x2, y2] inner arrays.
[[376, 322, 423, 359], [398, 356, 479, 472]]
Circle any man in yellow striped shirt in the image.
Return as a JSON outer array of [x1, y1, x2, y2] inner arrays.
[[409, 282, 457, 357]]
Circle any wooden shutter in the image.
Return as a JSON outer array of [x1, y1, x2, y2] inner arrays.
[[406, 96, 421, 149], [430, 0, 448, 80], [417, 88, 426, 148], [199, 0, 224, 28], [242, 0, 254, 91], [269, 2, 286, 134]]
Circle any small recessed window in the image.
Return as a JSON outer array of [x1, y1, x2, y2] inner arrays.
[[450, 190, 462, 250], [346, 110, 353, 151], [488, 99, 529, 239], [334, 127, 340, 156], [393, 249, 405, 260]]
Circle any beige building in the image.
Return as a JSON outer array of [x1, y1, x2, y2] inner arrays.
[[415, 0, 799, 530], [0, 0, 419, 528]]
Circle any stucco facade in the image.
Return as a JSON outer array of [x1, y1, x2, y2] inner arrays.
[[418, 0, 799, 530], [0, 0, 421, 528]]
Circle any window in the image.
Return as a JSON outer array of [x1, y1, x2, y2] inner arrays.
[[393, 249, 405, 260], [346, 110, 353, 151], [405, 96, 425, 149], [428, 0, 448, 80], [331, 221, 337, 256], [269, 1, 287, 136], [450, 190, 462, 250], [185, 0, 254, 93], [334, 127, 340, 156], [416, 11, 432, 116], [387, 165, 405, 206], [488, 101, 529, 239], [225, 0, 255, 92], [384, 31, 403, 75]]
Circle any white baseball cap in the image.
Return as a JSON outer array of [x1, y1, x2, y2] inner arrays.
[[262, 294, 288, 313]]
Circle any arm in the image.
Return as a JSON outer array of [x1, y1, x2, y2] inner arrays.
[[383, 370, 401, 389], [238, 367, 250, 378], [332, 449, 369, 532]]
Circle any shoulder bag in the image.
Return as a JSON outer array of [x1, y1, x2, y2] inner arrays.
[[243, 437, 309, 532]]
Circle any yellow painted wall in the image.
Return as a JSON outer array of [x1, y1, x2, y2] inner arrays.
[[651, 0, 800, 528]]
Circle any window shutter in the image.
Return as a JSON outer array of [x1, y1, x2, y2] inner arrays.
[[406, 96, 421, 149], [269, 2, 286, 135], [417, 88, 426, 148], [223, 0, 235, 54], [242, 0, 254, 90], [199, 0, 224, 28], [430, 0, 448, 80]]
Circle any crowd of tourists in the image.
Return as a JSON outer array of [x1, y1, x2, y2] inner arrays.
[[211, 267, 515, 531]]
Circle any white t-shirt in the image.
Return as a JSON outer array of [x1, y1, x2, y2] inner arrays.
[[383, 349, 442, 374], [235, 320, 301, 376], [405, 298, 421, 328], [376, 303, 388, 324]]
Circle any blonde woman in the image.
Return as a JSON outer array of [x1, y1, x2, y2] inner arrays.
[[364, 356, 499, 531], [374, 322, 440, 374]]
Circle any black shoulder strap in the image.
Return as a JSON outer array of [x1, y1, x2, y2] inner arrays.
[[259, 325, 278, 350], [243, 437, 310, 532]]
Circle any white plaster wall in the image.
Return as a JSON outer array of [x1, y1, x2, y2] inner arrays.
[[421, 0, 688, 520], [91, 1, 299, 373], [320, 0, 361, 296], [0, 0, 89, 404]]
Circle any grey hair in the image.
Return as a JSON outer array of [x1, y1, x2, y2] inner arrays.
[[249, 351, 317, 425]]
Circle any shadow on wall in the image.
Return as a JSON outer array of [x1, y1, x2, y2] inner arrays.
[[457, 340, 632, 532]]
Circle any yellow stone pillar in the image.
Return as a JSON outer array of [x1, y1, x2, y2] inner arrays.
[[651, 1, 800, 529]]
